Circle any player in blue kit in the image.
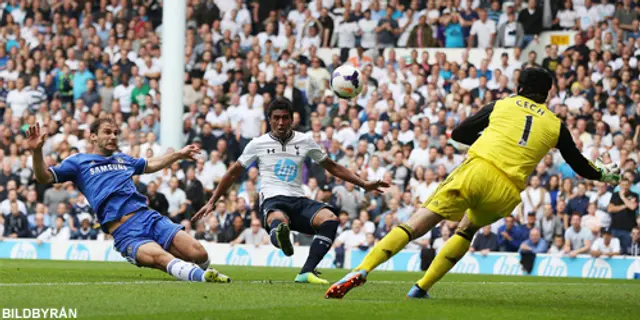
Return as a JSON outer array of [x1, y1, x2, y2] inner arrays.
[[27, 118, 230, 283]]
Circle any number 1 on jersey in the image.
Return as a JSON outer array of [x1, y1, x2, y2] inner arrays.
[[519, 115, 533, 146]]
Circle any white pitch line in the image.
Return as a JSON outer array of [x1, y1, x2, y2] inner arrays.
[[0, 280, 178, 287], [0, 280, 636, 287]]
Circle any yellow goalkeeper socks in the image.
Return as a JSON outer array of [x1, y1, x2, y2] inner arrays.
[[356, 224, 413, 272], [416, 233, 471, 291]]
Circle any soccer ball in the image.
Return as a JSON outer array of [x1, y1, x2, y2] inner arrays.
[[331, 65, 364, 99]]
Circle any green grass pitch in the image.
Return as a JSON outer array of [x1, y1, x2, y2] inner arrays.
[[1, 259, 639, 319]]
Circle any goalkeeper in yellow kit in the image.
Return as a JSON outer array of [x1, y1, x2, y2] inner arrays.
[[325, 67, 621, 299]]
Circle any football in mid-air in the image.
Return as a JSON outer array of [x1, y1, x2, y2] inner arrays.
[[331, 65, 364, 99]]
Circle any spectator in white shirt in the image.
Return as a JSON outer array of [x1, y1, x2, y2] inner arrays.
[[238, 94, 266, 140], [162, 177, 188, 223], [469, 8, 496, 48], [548, 234, 565, 255], [590, 182, 612, 227], [520, 176, 551, 220], [494, 53, 517, 81], [359, 211, 376, 235], [408, 135, 430, 169], [432, 224, 452, 254], [140, 132, 163, 158], [575, 0, 601, 31], [564, 83, 587, 113], [437, 144, 464, 173], [36, 216, 71, 243], [336, 13, 361, 60], [415, 168, 439, 203], [204, 151, 227, 187], [231, 219, 269, 246], [206, 103, 229, 137], [6, 77, 31, 119], [300, 25, 321, 50], [138, 55, 161, 79], [459, 66, 481, 91], [398, 119, 416, 145], [1, 190, 27, 216], [0, 60, 20, 81], [564, 213, 594, 257], [334, 219, 367, 249], [287, 1, 307, 30], [590, 228, 621, 258], [555, 0, 579, 30], [367, 155, 386, 181], [113, 74, 134, 115], [239, 82, 265, 111], [358, 10, 378, 49], [221, 11, 240, 37]]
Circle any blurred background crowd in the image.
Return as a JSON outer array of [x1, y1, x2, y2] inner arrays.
[[0, 0, 639, 263]]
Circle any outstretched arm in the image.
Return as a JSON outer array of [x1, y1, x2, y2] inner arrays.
[[321, 158, 389, 192], [192, 162, 245, 221], [555, 124, 604, 181], [27, 124, 54, 184], [33, 147, 55, 184], [144, 145, 200, 173], [451, 102, 495, 145]]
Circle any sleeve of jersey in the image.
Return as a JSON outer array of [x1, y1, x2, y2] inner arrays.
[[237, 139, 258, 168], [120, 153, 147, 175], [556, 124, 602, 180], [306, 137, 329, 163], [48, 156, 78, 183], [132, 157, 147, 175], [450, 102, 495, 145]]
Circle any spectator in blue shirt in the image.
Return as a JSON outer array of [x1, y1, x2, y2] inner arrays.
[[470, 225, 499, 255], [498, 216, 526, 252], [370, 1, 386, 20], [71, 214, 98, 240], [557, 161, 577, 179], [519, 228, 548, 254], [521, 212, 537, 240], [444, 13, 465, 48], [567, 182, 590, 216], [0, 47, 8, 69], [72, 61, 95, 100], [359, 119, 383, 144], [487, 0, 502, 24], [459, 2, 478, 43]]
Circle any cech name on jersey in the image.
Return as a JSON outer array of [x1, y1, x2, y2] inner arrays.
[[515, 99, 546, 116]]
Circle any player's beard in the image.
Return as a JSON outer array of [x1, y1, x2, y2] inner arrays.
[[99, 140, 118, 156]]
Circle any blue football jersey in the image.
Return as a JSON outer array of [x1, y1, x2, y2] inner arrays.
[[49, 152, 148, 231]]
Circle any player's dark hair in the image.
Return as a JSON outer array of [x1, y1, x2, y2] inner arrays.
[[517, 67, 553, 104], [90, 117, 116, 135], [267, 97, 294, 118]]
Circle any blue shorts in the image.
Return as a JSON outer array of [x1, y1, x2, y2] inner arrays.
[[112, 209, 184, 265], [261, 196, 335, 234]]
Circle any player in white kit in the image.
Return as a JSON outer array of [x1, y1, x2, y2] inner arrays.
[[193, 97, 388, 283]]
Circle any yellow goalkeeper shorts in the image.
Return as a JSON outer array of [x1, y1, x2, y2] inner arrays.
[[422, 157, 522, 227]]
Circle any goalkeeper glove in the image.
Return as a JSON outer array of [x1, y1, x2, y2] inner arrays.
[[596, 158, 621, 185]]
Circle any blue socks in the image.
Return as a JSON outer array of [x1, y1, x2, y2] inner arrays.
[[269, 219, 284, 248], [300, 220, 339, 274]]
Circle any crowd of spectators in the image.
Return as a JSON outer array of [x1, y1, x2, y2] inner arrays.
[[0, 0, 639, 263]]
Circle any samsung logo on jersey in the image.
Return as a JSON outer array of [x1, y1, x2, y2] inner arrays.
[[89, 164, 127, 175], [515, 99, 545, 116]]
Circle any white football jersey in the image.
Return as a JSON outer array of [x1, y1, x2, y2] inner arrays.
[[237, 131, 328, 201]]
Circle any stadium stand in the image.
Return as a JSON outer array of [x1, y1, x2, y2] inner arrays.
[[0, 0, 639, 266]]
